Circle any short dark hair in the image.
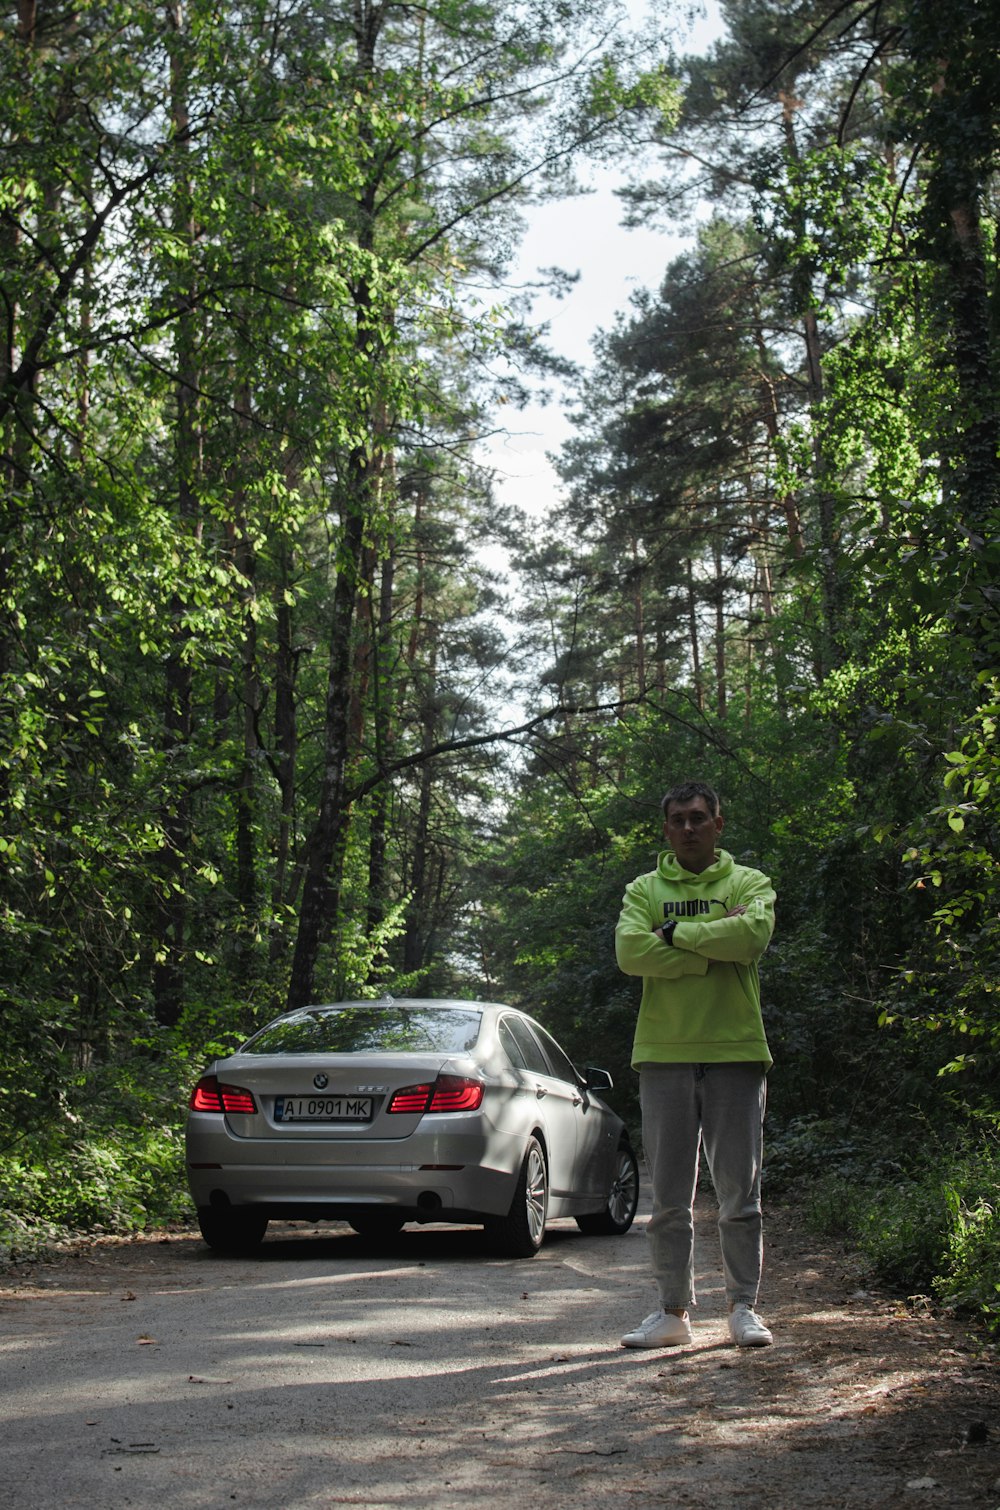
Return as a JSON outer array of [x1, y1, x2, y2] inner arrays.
[[661, 780, 720, 818]]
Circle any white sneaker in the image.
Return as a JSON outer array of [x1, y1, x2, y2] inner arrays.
[[728, 1302, 772, 1346], [621, 1309, 693, 1348]]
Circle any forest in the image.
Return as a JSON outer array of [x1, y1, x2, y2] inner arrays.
[[1, 0, 997, 1329]]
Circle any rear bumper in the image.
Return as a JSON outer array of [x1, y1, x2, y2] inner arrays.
[[186, 1112, 524, 1219], [186, 1161, 518, 1219]]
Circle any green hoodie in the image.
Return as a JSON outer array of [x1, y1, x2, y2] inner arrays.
[[615, 848, 775, 1069]]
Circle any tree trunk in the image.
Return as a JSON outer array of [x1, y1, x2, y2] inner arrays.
[[270, 534, 299, 970], [752, 320, 804, 558], [712, 536, 726, 720], [780, 104, 841, 675], [366, 538, 397, 953], [403, 634, 437, 974], [153, 0, 199, 1028], [286, 471, 367, 1010], [686, 558, 703, 711]]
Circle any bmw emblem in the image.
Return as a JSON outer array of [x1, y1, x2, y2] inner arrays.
[[313, 1073, 329, 1089]]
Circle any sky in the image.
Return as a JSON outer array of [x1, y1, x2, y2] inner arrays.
[[479, 2, 724, 526]]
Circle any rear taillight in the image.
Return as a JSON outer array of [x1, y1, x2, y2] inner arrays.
[[387, 1082, 433, 1114], [220, 1084, 257, 1114], [387, 1075, 484, 1115], [189, 1075, 222, 1112], [429, 1075, 485, 1111], [189, 1076, 257, 1115]]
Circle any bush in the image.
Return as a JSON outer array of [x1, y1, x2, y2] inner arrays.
[[935, 1175, 1000, 1333], [0, 1125, 188, 1262], [763, 1114, 907, 1196], [802, 1132, 1000, 1335]]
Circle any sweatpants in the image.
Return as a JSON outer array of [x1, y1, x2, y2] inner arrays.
[[639, 1061, 767, 1311]]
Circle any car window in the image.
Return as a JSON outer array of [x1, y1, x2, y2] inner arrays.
[[531, 1023, 582, 1086], [498, 1015, 551, 1076], [497, 1018, 528, 1069], [241, 1005, 483, 1056]]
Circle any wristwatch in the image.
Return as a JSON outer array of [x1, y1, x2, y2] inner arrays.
[[660, 919, 678, 945]]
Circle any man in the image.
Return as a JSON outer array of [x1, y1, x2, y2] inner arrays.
[[615, 780, 776, 1349]]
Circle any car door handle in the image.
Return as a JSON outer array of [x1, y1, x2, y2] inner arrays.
[[534, 1085, 547, 1098]]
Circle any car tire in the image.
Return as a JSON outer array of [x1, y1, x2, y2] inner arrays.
[[575, 1139, 639, 1236], [348, 1214, 406, 1238], [485, 1136, 548, 1258], [197, 1206, 269, 1255]]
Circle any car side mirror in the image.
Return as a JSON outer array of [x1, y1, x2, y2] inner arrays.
[[584, 1066, 613, 1093]]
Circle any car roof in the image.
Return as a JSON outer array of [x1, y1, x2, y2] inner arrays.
[[291, 997, 513, 1014]]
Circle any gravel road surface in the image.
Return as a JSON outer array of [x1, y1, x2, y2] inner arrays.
[[3, 1185, 998, 1508]]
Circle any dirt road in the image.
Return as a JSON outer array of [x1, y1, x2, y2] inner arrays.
[[2, 1189, 998, 1508]]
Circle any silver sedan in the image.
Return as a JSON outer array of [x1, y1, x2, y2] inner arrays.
[[186, 996, 639, 1257]]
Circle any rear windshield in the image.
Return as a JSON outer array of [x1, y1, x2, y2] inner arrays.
[[241, 1005, 483, 1056]]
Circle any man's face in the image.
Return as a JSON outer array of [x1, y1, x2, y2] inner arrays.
[[663, 796, 723, 874]]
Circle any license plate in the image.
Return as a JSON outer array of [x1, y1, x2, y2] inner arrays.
[[274, 1095, 374, 1123]]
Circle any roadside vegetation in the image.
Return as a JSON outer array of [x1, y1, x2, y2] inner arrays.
[[1, 2, 998, 1332]]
